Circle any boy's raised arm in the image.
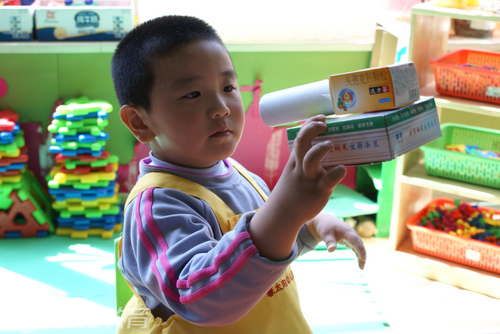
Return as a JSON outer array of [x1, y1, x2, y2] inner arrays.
[[248, 115, 348, 261]]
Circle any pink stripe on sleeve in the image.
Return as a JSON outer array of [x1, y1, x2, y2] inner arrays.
[[179, 245, 258, 304], [135, 190, 180, 303], [143, 188, 177, 286], [176, 232, 253, 289]]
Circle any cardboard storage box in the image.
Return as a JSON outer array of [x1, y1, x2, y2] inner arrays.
[[35, 6, 133, 41], [287, 97, 441, 166], [0, 6, 34, 41], [329, 62, 420, 115]]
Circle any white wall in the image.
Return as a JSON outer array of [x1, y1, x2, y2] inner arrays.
[[134, 0, 407, 44]]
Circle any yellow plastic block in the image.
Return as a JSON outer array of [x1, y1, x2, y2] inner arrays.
[[56, 224, 122, 239]]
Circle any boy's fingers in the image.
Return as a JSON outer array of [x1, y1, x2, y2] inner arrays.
[[292, 116, 327, 162], [302, 140, 333, 177], [323, 237, 338, 253], [339, 237, 367, 270], [322, 165, 347, 189]]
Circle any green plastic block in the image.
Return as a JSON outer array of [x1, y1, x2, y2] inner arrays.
[[56, 96, 113, 116]]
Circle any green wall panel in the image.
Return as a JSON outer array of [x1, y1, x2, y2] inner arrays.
[[0, 54, 59, 125], [0, 49, 370, 165]]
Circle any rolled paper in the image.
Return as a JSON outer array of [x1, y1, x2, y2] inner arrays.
[[259, 79, 335, 127]]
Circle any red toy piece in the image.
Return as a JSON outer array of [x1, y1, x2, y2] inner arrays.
[[0, 192, 51, 238]]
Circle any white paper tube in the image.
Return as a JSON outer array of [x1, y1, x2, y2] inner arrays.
[[259, 79, 335, 127]]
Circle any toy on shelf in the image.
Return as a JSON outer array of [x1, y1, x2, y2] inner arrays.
[[344, 215, 378, 238], [407, 198, 500, 275], [446, 144, 500, 159], [416, 199, 500, 245], [46, 97, 123, 239], [0, 109, 54, 238]]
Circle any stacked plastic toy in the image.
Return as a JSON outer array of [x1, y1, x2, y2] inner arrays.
[[46, 97, 123, 239], [0, 109, 54, 238]]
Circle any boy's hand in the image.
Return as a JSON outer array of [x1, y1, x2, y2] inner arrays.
[[307, 212, 367, 270], [249, 115, 348, 261], [273, 114, 347, 224]]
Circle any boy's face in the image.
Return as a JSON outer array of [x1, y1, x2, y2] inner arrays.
[[144, 40, 245, 168]]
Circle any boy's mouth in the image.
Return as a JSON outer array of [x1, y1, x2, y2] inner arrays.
[[211, 127, 231, 137]]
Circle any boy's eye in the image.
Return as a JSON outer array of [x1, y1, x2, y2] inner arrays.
[[224, 85, 236, 92], [184, 91, 201, 98]]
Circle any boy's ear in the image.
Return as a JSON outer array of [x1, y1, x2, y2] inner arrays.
[[119, 105, 155, 143]]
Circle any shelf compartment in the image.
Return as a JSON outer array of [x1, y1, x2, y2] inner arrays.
[[401, 163, 500, 204], [393, 238, 500, 299], [421, 84, 500, 118], [421, 123, 500, 189]]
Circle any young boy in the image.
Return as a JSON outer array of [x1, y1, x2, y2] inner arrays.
[[111, 15, 367, 333]]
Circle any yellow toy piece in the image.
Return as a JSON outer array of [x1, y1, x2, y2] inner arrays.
[[50, 164, 117, 185], [0, 148, 20, 159], [56, 224, 122, 239], [0, 174, 22, 185], [445, 144, 466, 153]]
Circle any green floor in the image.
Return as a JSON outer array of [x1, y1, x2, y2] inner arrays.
[[0, 234, 390, 334]]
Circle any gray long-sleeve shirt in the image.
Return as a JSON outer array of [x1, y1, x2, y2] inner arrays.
[[118, 154, 317, 326]]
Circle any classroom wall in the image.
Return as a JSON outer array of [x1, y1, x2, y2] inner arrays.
[[0, 48, 371, 165]]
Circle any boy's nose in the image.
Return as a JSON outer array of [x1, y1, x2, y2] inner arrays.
[[209, 95, 231, 118]]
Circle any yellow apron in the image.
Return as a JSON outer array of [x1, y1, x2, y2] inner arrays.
[[117, 162, 312, 333]]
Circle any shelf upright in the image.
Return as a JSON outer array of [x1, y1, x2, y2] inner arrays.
[[389, 2, 500, 299]]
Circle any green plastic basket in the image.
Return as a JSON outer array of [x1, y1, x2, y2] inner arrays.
[[421, 123, 500, 189]]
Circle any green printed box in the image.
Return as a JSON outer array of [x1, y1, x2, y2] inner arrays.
[[286, 97, 441, 166], [35, 6, 133, 41], [0, 6, 34, 41]]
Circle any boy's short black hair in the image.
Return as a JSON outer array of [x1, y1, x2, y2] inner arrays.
[[111, 15, 224, 112]]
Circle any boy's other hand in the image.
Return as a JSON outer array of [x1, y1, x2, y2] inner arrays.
[[307, 212, 367, 270]]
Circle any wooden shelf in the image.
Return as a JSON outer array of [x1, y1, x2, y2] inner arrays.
[[390, 2, 500, 300], [448, 35, 500, 50], [412, 2, 500, 22], [401, 163, 500, 204], [0, 41, 373, 54], [393, 238, 500, 299], [0, 41, 119, 54], [421, 84, 500, 117]]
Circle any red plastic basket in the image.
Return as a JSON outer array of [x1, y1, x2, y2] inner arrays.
[[406, 198, 500, 274], [429, 49, 500, 104]]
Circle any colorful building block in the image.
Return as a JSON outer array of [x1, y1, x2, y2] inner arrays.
[[54, 151, 118, 170], [48, 180, 117, 201], [55, 223, 122, 239], [52, 109, 109, 121], [55, 96, 112, 117], [0, 171, 54, 238]]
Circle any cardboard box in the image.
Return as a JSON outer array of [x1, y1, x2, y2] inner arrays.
[[286, 97, 441, 166], [35, 6, 133, 41], [0, 6, 34, 41], [329, 62, 420, 115]]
